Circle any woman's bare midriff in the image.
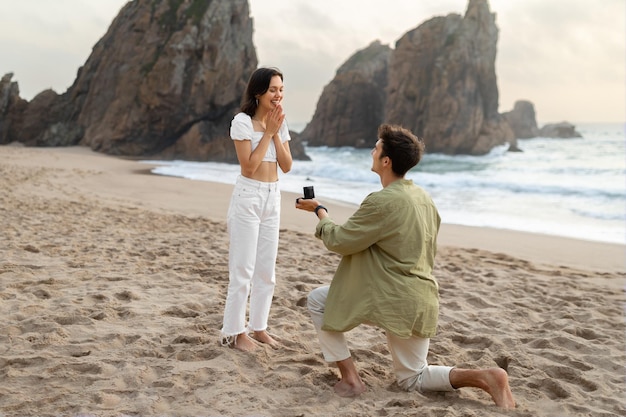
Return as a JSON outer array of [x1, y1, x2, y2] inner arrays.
[[244, 161, 279, 183]]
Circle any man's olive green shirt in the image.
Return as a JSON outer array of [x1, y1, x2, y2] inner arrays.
[[315, 179, 440, 338]]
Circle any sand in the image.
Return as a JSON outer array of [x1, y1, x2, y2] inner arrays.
[[0, 144, 624, 417]]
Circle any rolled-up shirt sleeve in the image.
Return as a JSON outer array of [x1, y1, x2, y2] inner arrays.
[[315, 196, 385, 256]]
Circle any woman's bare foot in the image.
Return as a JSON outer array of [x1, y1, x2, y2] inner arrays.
[[252, 330, 279, 348], [334, 378, 367, 397], [234, 332, 258, 352]]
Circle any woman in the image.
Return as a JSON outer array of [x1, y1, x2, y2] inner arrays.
[[221, 67, 293, 352]]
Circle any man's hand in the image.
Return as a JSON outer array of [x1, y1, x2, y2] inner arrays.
[[295, 197, 320, 212]]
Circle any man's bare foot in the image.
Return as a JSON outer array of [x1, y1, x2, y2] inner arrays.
[[482, 368, 516, 409], [450, 367, 516, 409], [234, 332, 258, 352], [334, 357, 366, 397], [252, 330, 279, 348], [334, 379, 367, 397]]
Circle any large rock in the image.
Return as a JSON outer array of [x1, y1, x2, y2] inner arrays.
[[75, 0, 256, 161], [501, 101, 582, 140], [300, 41, 391, 148], [17, 89, 80, 147], [301, 0, 516, 155], [0, 73, 28, 144], [0, 0, 309, 162], [385, 0, 515, 155], [539, 122, 582, 138], [502, 100, 540, 139]]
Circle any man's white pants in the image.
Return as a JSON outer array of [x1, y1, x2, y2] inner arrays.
[[307, 285, 455, 392], [221, 175, 280, 337]]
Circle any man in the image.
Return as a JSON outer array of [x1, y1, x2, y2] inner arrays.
[[295, 124, 515, 409]]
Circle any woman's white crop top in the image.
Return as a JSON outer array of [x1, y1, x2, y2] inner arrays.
[[230, 112, 291, 162]]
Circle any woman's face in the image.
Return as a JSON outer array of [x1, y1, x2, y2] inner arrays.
[[256, 75, 284, 111]]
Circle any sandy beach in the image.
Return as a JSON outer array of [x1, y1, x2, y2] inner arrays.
[[1, 144, 624, 417]]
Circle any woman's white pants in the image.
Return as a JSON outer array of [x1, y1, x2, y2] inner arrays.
[[221, 176, 280, 337], [307, 285, 455, 392]]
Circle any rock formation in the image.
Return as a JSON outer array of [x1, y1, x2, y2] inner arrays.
[[502, 100, 540, 139], [0, 0, 579, 161], [301, 0, 517, 155], [0, 74, 27, 144], [0, 0, 308, 162], [76, 0, 257, 161], [503, 100, 582, 139], [300, 41, 391, 148], [539, 122, 582, 138]]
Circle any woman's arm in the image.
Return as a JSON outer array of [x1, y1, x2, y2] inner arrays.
[[268, 104, 291, 173], [274, 136, 292, 173], [235, 105, 285, 176], [234, 133, 273, 178]]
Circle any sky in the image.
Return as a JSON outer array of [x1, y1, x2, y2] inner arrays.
[[1, 0, 624, 128]]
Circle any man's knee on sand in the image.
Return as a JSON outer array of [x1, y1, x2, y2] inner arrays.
[[397, 366, 455, 393], [307, 286, 327, 314]]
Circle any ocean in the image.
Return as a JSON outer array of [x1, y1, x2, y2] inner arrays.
[[143, 122, 626, 245]]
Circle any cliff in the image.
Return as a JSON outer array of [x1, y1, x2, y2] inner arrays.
[[299, 41, 391, 148], [302, 0, 517, 155], [1, 0, 579, 161], [0, 0, 308, 162]]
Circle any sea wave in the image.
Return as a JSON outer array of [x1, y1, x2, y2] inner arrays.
[[143, 123, 626, 244]]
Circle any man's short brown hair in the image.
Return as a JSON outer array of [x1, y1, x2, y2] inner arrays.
[[378, 124, 425, 176]]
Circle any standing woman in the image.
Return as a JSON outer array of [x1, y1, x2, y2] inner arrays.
[[221, 67, 293, 351]]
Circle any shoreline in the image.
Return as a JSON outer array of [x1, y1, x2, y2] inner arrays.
[[5, 143, 624, 273]]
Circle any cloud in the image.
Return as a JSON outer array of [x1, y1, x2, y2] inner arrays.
[[0, 0, 127, 97], [491, 0, 625, 121]]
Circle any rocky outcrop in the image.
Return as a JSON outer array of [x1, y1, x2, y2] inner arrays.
[[539, 122, 582, 138], [500, 100, 582, 140], [0, 0, 309, 162], [0, 73, 28, 144], [300, 41, 391, 148], [301, 0, 516, 155], [73, 0, 257, 161], [288, 131, 311, 160], [386, 0, 514, 154], [501, 99, 582, 139], [502, 100, 540, 139]]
